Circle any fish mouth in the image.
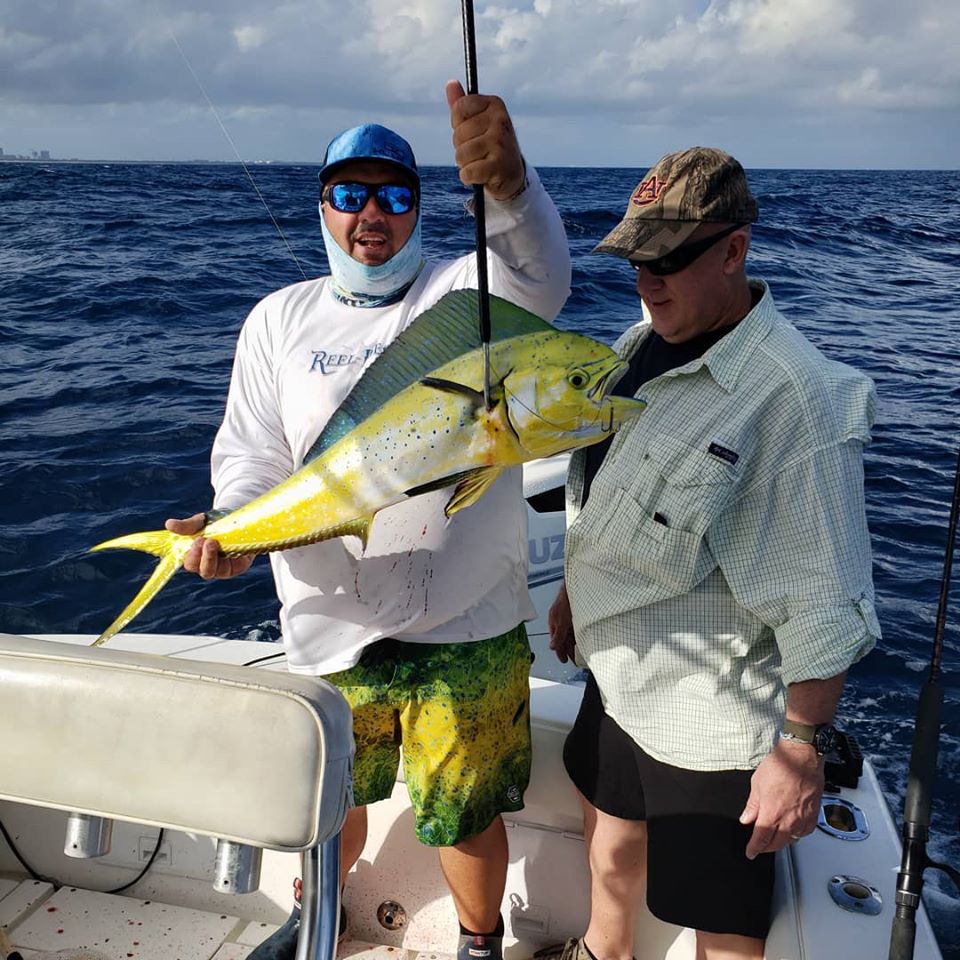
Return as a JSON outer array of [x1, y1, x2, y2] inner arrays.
[[600, 402, 615, 433], [597, 392, 647, 434], [587, 358, 627, 402]]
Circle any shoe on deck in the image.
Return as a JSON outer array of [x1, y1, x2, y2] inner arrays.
[[532, 938, 592, 960], [246, 903, 347, 959], [457, 932, 503, 960]]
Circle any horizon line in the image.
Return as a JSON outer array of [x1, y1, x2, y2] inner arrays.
[[2, 157, 958, 173]]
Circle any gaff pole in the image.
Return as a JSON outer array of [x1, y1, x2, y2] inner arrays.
[[459, 0, 493, 410], [888, 446, 960, 960]]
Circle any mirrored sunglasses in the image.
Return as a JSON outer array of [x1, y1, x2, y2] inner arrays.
[[630, 223, 745, 277], [322, 181, 417, 216]]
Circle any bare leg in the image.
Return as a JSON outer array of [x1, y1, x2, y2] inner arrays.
[[287, 807, 366, 902], [340, 805, 368, 889], [578, 789, 647, 960], [437, 815, 508, 933], [695, 932, 764, 960]]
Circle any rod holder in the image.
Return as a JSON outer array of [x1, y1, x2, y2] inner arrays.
[[64, 812, 114, 858], [213, 840, 262, 894]]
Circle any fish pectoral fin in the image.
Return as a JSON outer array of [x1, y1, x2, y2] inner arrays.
[[420, 376, 486, 409], [444, 467, 504, 517], [404, 469, 478, 500]]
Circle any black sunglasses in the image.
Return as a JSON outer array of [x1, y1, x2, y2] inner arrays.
[[630, 223, 745, 277], [322, 181, 417, 216]]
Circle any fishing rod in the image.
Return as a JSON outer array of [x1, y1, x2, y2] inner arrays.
[[888, 445, 960, 960], [459, 0, 494, 411]]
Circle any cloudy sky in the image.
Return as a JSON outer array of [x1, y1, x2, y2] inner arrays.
[[1, 0, 957, 169]]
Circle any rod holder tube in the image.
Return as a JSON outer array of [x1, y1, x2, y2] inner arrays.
[[213, 840, 262, 895], [64, 812, 114, 858]]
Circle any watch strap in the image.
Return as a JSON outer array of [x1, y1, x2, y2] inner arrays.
[[780, 720, 838, 756], [781, 719, 816, 743]]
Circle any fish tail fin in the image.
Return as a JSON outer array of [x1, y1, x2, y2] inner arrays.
[[90, 530, 193, 647], [91, 529, 181, 557]]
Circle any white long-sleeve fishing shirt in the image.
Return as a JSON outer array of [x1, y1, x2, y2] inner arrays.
[[211, 167, 571, 674]]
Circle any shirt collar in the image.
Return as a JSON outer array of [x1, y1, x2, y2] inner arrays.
[[615, 279, 775, 394]]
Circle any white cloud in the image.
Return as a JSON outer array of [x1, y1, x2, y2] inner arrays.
[[233, 25, 265, 52], [735, 0, 856, 55], [0, 0, 956, 166], [837, 67, 953, 111]]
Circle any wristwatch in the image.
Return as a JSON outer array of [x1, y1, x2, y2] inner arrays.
[[779, 719, 839, 756]]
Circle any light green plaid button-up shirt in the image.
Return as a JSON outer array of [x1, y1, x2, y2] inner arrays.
[[564, 281, 880, 771]]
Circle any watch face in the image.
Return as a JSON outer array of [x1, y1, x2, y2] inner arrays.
[[813, 724, 839, 756]]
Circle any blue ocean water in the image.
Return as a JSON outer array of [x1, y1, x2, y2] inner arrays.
[[0, 161, 958, 954]]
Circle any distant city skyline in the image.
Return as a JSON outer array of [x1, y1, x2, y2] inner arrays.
[[3, 150, 959, 171], [1, 147, 54, 161], [2, 0, 957, 170]]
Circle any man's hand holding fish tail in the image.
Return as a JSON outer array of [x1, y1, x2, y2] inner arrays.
[[164, 514, 252, 580]]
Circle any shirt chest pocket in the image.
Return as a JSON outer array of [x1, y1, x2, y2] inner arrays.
[[573, 434, 738, 598]]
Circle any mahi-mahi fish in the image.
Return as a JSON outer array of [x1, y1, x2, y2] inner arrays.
[[91, 289, 647, 645]]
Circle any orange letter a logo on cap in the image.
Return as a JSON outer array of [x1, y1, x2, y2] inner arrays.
[[631, 176, 668, 207]]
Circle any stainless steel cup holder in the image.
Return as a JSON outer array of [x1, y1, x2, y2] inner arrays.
[[828, 874, 883, 915], [817, 795, 870, 840]]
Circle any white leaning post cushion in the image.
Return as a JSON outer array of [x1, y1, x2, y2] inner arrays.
[[0, 632, 354, 851]]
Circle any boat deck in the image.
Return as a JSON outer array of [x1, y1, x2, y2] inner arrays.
[[0, 876, 445, 960], [0, 634, 945, 960]]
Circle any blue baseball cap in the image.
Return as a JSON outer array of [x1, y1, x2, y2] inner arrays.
[[319, 124, 419, 186]]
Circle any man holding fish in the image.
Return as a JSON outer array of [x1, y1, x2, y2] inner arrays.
[[163, 83, 575, 960]]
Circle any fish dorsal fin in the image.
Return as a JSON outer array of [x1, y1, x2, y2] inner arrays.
[[304, 289, 551, 464], [444, 467, 504, 517]]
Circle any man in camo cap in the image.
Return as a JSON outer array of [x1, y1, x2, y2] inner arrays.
[[594, 146, 759, 261], [545, 147, 879, 959]]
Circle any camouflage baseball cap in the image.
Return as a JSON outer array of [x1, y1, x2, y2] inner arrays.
[[595, 147, 759, 260]]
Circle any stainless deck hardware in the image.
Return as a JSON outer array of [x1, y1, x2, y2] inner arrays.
[[818, 796, 870, 841], [213, 840, 263, 894], [377, 900, 407, 931], [828, 874, 883, 915], [64, 813, 114, 858]]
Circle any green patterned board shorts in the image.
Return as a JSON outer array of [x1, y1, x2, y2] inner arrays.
[[325, 623, 532, 847]]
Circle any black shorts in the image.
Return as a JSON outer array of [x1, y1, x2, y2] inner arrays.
[[563, 676, 774, 940]]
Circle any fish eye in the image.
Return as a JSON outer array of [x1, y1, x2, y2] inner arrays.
[[567, 369, 590, 389]]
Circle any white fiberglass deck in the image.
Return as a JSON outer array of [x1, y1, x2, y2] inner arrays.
[[0, 877, 453, 960]]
